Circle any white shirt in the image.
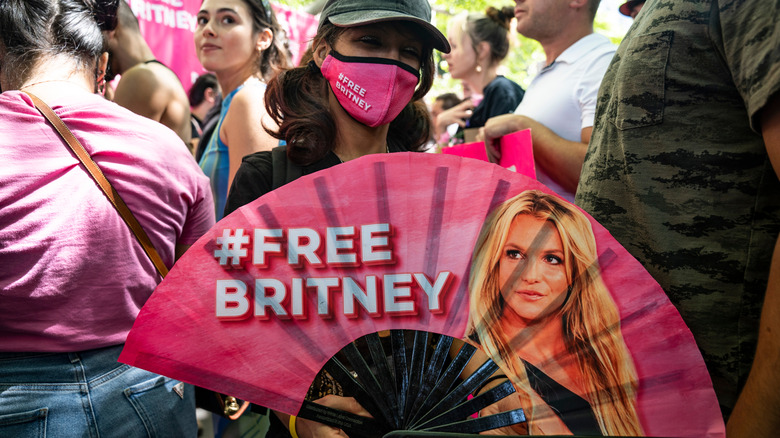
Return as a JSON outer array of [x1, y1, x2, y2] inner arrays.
[[515, 33, 616, 201]]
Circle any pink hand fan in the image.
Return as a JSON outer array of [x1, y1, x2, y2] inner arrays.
[[120, 153, 723, 437]]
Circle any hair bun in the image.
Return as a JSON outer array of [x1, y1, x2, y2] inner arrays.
[[485, 5, 514, 30]]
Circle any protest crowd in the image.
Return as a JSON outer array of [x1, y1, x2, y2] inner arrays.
[[1, 0, 778, 437]]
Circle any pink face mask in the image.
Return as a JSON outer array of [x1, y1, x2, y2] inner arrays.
[[319, 51, 420, 128]]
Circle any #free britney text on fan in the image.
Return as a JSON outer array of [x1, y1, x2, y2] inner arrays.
[[212, 224, 454, 320]]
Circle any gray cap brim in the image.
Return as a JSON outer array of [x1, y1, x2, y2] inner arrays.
[[326, 11, 451, 53]]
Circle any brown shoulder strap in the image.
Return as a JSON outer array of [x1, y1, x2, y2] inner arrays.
[[24, 91, 169, 278]]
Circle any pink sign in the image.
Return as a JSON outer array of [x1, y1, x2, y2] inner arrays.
[[127, 0, 202, 90], [441, 129, 536, 179], [272, 4, 318, 67], [120, 153, 723, 437], [127, 0, 317, 91]]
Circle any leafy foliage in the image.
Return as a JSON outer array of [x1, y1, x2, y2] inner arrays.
[[272, 0, 628, 104]]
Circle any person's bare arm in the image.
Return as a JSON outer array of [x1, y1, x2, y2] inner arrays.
[[435, 100, 474, 135], [728, 238, 780, 436], [481, 114, 590, 193], [221, 85, 279, 190], [114, 65, 192, 145], [727, 93, 780, 437], [159, 90, 192, 145], [113, 66, 167, 124]]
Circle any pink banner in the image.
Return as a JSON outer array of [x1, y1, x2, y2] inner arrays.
[[441, 129, 536, 179], [120, 153, 723, 437], [127, 0, 202, 90], [128, 0, 317, 91], [272, 4, 318, 67]]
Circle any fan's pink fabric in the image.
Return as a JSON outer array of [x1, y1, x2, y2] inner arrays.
[[120, 153, 723, 437]]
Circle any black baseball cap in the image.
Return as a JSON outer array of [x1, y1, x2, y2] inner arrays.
[[319, 0, 450, 53]]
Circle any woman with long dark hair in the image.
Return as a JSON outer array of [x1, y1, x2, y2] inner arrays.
[[196, 0, 288, 219], [224, 0, 450, 216]]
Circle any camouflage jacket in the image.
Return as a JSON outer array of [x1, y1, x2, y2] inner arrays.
[[576, 0, 780, 415]]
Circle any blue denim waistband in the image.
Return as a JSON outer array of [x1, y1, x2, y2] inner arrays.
[[0, 344, 127, 384]]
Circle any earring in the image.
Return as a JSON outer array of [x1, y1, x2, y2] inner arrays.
[[476, 65, 483, 73], [96, 71, 106, 96]]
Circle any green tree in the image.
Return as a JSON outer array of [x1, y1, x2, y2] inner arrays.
[[273, 0, 626, 103]]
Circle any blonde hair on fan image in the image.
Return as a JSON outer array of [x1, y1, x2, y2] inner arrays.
[[467, 190, 642, 435]]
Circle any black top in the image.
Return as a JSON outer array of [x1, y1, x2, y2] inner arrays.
[[225, 148, 332, 216], [144, 59, 167, 68], [523, 360, 602, 436], [465, 75, 525, 130], [224, 144, 404, 217]]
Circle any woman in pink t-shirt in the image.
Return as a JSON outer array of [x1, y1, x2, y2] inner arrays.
[[0, 0, 215, 436]]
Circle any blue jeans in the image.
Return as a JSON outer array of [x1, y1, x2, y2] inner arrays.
[[0, 344, 197, 437]]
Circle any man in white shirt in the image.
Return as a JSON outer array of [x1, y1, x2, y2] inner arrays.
[[481, 0, 615, 202]]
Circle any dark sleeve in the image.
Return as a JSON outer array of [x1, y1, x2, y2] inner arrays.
[[523, 360, 602, 436], [468, 77, 525, 129], [719, 0, 780, 130], [224, 151, 273, 216]]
